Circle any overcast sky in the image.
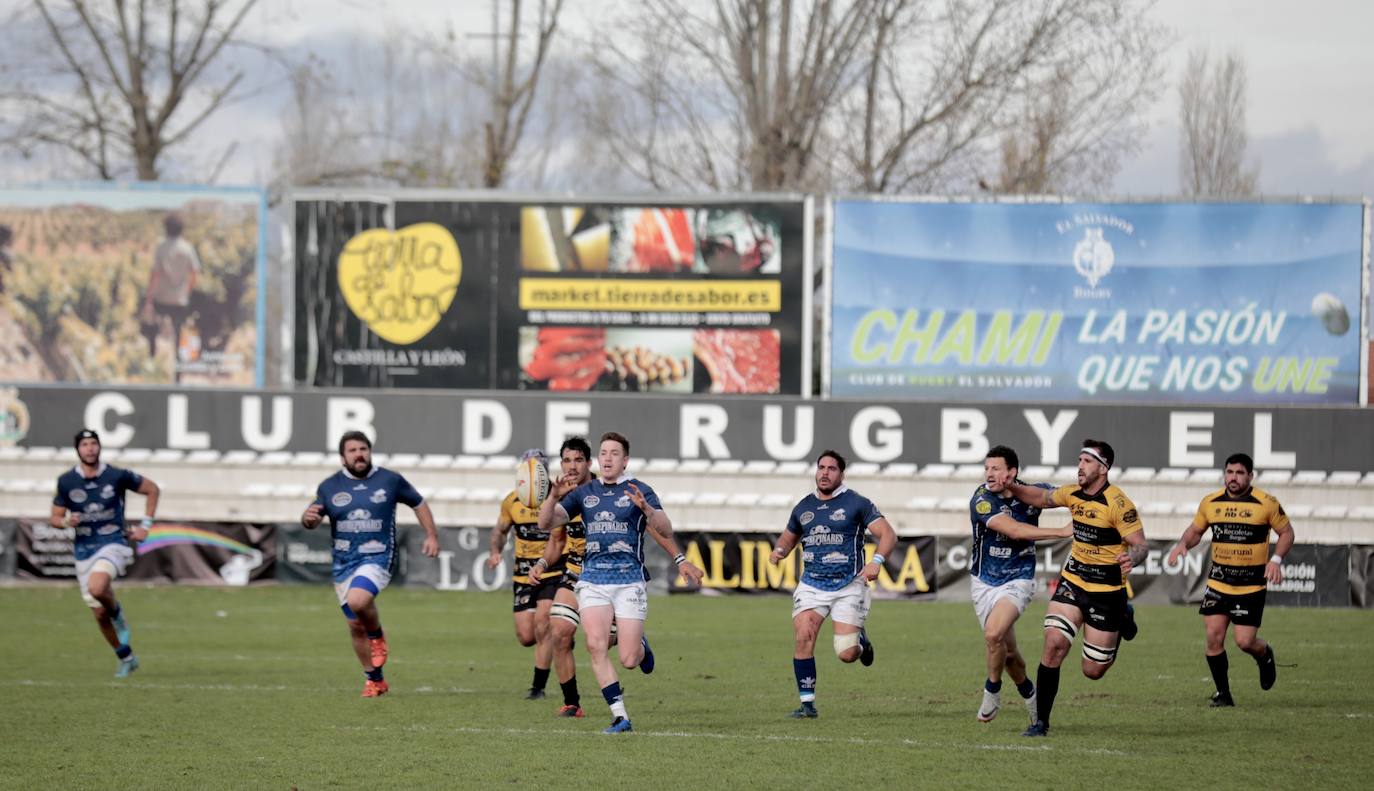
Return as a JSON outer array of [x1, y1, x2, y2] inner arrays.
[[8, 0, 1374, 198]]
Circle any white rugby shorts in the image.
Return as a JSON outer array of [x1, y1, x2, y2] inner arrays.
[[971, 576, 1036, 628], [575, 580, 648, 621], [76, 543, 135, 608], [334, 563, 392, 606], [792, 576, 871, 625]]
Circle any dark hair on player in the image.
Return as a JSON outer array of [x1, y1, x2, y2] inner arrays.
[[600, 431, 629, 455], [1224, 452, 1254, 474], [163, 212, 185, 237], [561, 436, 592, 461], [338, 430, 372, 455], [1081, 438, 1114, 469], [986, 445, 1019, 470], [816, 449, 847, 472]]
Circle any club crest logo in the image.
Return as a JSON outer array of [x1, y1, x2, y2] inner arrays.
[[69, 488, 87, 503], [583, 495, 600, 508], [1073, 228, 1114, 288], [370, 489, 388, 504], [331, 492, 353, 507], [799, 511, 814, 526]]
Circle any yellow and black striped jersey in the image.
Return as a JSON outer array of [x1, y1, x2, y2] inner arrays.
[[500, 491, 563, 584], [1191, 486, 1291, 596], [1052, 483, 1142, 593]]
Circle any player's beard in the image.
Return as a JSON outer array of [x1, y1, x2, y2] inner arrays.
[[349, 458, 372, 477], [79, 448, 101, 467]]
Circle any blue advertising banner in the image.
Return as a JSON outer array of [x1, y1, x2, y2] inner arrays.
[[830, 201, 1366, 404]]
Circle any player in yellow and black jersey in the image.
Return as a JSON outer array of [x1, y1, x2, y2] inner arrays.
[[529, 437, 596, 717], [1168, 452, 1292, 707], [1007, 438, 1147, 738], [488, 449, 564, 701]]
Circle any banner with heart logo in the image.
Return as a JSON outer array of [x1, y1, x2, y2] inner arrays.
[[336, 222, 462, 345]]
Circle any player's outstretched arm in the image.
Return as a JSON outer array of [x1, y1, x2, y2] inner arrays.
[[1167, 521, 1206, 565], [987, 513, 1072, 541], [861, 517, 898, 582], [488, 509, 514, 570], [301, 502, 324, 529], [538, 474, 576, 532], [1267, 522, 1296, 584], [1006, 480, 1057, 509], [769, 530, 800, 564], [413, 502, 441, 558]]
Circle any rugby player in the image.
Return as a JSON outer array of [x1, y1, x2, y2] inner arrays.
[[50, 429, 160, 678], [301, 431, 440, 697], [487, 449, 562, 701], [1167, 453, 1290, 706], [1006, 439, 1145, 737], [539, 431, 705, 733], [969, 445, 1074, 725], [528, 437, 596, 717], [769, 450, 896, 719]]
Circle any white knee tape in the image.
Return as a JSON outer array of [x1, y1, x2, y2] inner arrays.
[[1044, 614, 1077, 642], [1083, 641, 1118, 664], [550, 602, 580, 626], [834, 632, 861, 656]]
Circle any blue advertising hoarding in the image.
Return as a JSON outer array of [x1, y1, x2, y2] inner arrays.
[[829, 200, 1366, 404]]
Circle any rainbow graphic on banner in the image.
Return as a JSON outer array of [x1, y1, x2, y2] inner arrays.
[[136, 525, 256, 556]]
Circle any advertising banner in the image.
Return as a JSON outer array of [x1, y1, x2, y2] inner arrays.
[[10, 384, 1374, 472], [293, 195, 810, 394], [0, 185, 264, 386], [831, 201, 1366, 404], [14, 519, 274, 585], [670, 531, 938, 599]]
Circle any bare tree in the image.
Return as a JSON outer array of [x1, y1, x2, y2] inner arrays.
[[1178, 47, 1258, 197], [1, 0, 261, 181], [476, 0, 565, 188], [583, 0, 1165, 194]]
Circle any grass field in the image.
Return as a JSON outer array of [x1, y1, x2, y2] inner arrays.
[[3, 584, 1371, 790]]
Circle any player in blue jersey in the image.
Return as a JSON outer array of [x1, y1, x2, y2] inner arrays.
[[301, 431, 441, 698], [969, 445, 1073, 725], [769, 450, 896, 719], [50, 429, 161, 678], [539, 430, 705, 734]]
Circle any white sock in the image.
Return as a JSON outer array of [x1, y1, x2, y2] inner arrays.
[[610, 700, 628, 720]]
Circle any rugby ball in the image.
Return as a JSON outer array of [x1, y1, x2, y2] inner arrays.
[[1311, 292, 1350, 336], [515, 456, 551, 509]]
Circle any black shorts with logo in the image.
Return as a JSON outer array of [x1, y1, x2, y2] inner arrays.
[[513, 579, 559, 612], [1199, 587, 1265, 627], [1050, 575, 1130, 632]]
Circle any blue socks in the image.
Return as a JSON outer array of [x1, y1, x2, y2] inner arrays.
[[793, 657, 817, 702], [115, 644, 132, 659], [985, 677, 1002, 694]]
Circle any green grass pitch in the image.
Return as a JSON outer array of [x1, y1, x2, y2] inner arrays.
[[2, 585, 1370, 789]]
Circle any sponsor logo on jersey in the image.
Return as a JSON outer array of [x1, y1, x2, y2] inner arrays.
[[989, 545, 1013, 558], [799, 511, 814, 525], [346, 508, 372, 520], [69, 489, 87, 503], [353, 483, 367, 490], [594, 510, 615, 522], [583, 495, 600, 508], [331, 492, 352, 507], [975, 499, 992, 515], [97, 524, 121, 535], [358, 540, 386, 554], [821, 551, 848, 564], [334, 539, 350, 551], [586, 541, 600, 554], [801, 551, 814, 563], [100, 484, 115, 499], [830, 508, 846, 521], [608, 540, 633, 554], [615, 494, 631, 508], [370, 489, 388, 504], [810, 524, 830, 534]]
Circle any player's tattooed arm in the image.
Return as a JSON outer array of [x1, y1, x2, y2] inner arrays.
[[1006, 481, 1057, 509], [1118, 530, 1148, 574], [487, 510, 513, 570]]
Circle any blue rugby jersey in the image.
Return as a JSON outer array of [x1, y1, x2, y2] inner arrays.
[[968, 482, 1055, 586], [559, 477, 662, 585], [52, 464, 144, 561], [312, 467, 423, 583], [784, 486, 884, 592]]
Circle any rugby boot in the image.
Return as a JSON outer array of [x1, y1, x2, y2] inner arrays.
[[525, 687, 547, 700], [1120, 603, 1138, 641], [368, 635, 389, 669], [977, 688, 1001, 722], [362, 679, 389, 698], [556, 704, 585, 718], [1021, 720, 1050, 737], [1208, 691, 1235, 707], [1258, 645, 1276, 690], [114, 654, 140, 678], [859, 629, 875, 667], [789, 702, 819, 719], [602, 716, 633, 734], [639, 636, 654, 674]]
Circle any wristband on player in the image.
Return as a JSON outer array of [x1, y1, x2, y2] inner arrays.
[[532, 558, 548, 573], [871, 553, 885, 566], [141, 516, 154, 530], [672, 553, 686, 566], [1270, 554, 1283, 565]]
